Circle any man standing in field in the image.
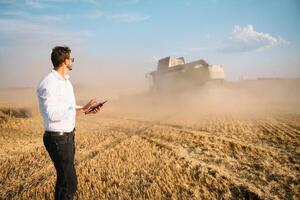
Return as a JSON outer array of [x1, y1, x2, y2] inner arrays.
[[36, 46, 100, 200]]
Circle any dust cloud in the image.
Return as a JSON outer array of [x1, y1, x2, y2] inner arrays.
[[82, 78, 300, 121], [1, 78, 299, 119]]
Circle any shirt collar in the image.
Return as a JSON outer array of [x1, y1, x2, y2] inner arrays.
[[51, 69, 70, 80]]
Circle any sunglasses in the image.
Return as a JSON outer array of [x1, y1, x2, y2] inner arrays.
[[70, 58, 75, 62]]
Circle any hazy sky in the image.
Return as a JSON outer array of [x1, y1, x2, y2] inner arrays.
[[0, 0, 299, 88]]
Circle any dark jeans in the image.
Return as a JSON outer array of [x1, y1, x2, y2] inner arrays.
[[43, 130, 77, 200]]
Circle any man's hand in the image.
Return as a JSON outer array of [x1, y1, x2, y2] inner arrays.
[[83, 99, 97, 112], [76, 99, 99, 116], [86, 106, 100, 114], [83, 99, 102, 115]]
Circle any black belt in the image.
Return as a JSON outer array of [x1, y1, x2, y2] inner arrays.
[[44, 128, 76, 136]]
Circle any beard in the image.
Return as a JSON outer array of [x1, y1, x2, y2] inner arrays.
[[67, 64, 72, 71]]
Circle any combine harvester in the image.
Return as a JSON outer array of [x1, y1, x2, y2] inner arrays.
[[146, 56, 225, 92]]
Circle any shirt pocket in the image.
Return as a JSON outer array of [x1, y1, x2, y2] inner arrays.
[[56, 86, 64, 96], [55, 86, 65, 102]]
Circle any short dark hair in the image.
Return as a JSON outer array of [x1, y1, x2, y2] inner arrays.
[[51, 46, 71, 68]]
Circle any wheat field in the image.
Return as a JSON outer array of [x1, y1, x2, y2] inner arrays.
[[0, 106, 299, 200], [0, 81, 300, 200]]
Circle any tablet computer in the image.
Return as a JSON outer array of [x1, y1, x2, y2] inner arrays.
[[85, 100, 108, 114]]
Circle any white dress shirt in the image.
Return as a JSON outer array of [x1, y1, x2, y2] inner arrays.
[[36, 69, 82, 132]]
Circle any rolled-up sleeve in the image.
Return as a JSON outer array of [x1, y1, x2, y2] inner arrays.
[[37, 81, 75, 122], [75, 104, 83, 109]]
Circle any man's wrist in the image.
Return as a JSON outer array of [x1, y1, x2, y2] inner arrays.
[[76, 108, 86, 115]]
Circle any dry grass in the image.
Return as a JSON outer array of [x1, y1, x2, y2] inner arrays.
[[0, 105, 299, 200], [0, 107, 32, 123]]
